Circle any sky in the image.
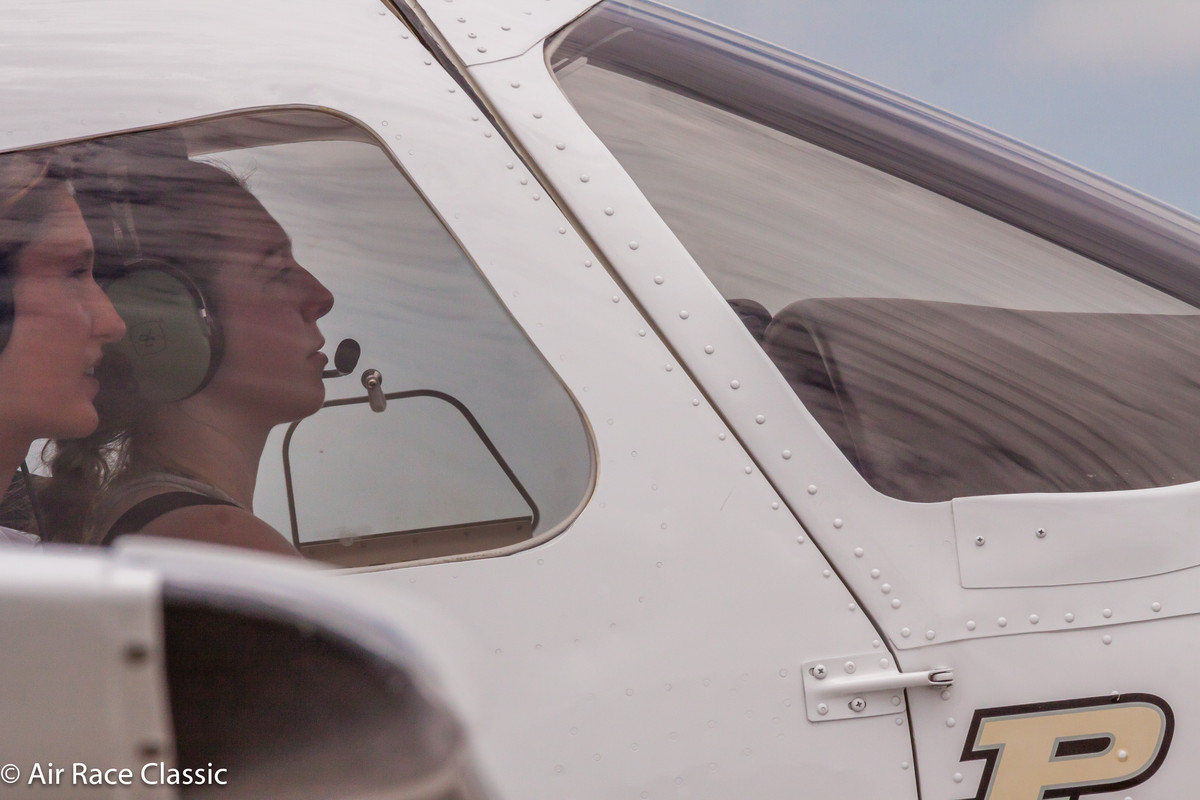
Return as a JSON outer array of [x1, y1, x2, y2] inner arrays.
[[663, 0, 1200, 220]]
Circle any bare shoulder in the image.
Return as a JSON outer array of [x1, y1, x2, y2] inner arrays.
[[136, 503, 300, 557]]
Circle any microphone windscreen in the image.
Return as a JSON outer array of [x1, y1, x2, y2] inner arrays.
[[333, 338, 361, 375]]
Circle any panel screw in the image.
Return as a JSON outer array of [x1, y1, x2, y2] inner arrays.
[[817, 703, 829, 716], [975, 536, 985, 546], [849, 697, 867, 712], [810, 665, 827, 680], [1036, 528, 1047, 538]]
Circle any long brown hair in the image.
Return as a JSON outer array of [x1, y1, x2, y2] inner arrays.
[[42, 152, 253, 543]]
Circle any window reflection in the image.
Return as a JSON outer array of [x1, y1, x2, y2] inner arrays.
[[552, 2, 1200, 501], [6, 109, 588, 560]]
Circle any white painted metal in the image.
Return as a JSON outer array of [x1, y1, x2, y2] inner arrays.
[[456, 1, 1200, 658], [8, 0, 1200, 796], [1, 0, 916, 797], [953, 486, 1200, 587], [408, 0, 593, 65], [0, 550, 174, 800]]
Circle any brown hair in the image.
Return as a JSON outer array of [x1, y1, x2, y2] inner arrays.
[[42, 155, 256, 542]]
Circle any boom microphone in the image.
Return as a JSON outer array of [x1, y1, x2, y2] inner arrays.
[[322, 338, 361, 378]]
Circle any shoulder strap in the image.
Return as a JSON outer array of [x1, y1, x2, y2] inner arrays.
[[102, 491, 237, 546]]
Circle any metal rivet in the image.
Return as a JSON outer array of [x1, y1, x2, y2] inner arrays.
[[532, 111, 543, 119], [998, 617, 1008, 627], [953, 773, 964, 783], [679, 310, 690, 319], [628, 241, 639, 250], [666, 364, 673, 372], [891, 695, 902, 706], [636, 328, 645, 336], [556, 142, 567, 151], [854, 547, 864, 558], [901, 760, 910, 769], [718, 433, 727, 441], [604, 207, 615, 216], [653, 275, 664, 285], [1117, 749, 1128, 761], [900, 627, 911, 637], [580, 174, 590, 183], [756, 414, 766, 424], [1103, 608, 1113, 618], [744, 466, 753, 474], [946, 717, 956, 727], [844, 661, 856, 674], [1065, 612, 1075, 623], [849, 697, 866, 712], [848, 602, 857, 612], [879, 658, 889, 669], [807, 485, 818, 495], [558, 226, 567, 234], [833, 518, 844, 529], [467, 32, 477, 38], [519, 177, 528, 185], [891, 599, 901, 609], [1029, 614, 1039, 624], [782, 449, 792, 459], [895, 717, 905, 726], [941, 690, 952, 701], [532, 192, 540, 200], [730, 380, 740, 390], [881, 583, 891, 593], [1102, 634, 1113, 645], [870, 569, 880, 579], [926, 630, 936, 641], [966, 620, 976, 631], [796, 535, 805, 544], [692, 398, 700, 406], [822, 569, 831, 578], [975, 536, 985, 546], [501, 25, 511, 31], [477, 46, 487, 53], [705, 345, 715, 354], [817, 703, 828, 715], [510, 80, 521, 88], [1151, 602, 1162, 612], [611, 296, 620, 303]]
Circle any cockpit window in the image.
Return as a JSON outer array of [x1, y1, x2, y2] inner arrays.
[[549, 1, 1200, 502], [9, 109, 590, 563]]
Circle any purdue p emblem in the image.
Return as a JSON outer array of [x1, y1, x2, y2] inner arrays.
[[961, 695, 1172, 800]]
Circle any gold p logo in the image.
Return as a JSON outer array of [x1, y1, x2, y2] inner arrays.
[[961, 695, 1172, 800]]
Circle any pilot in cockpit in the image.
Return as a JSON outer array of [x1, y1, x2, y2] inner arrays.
[[0, 153, 127, 544], [42, 151, 333, 555]]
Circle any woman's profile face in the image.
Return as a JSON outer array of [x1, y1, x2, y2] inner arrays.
[[203, 191, 334, 426], [0, 186, 127, 440]]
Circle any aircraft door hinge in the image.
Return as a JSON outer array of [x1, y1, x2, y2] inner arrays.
[[801, 654, 953, 722]]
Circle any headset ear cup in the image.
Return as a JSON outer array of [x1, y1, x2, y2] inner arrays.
[[103, 266, 217, 402], [0, 273, 12, 355]]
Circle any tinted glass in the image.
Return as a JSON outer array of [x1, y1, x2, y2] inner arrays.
[[551, 2, 1200, 502], [1, 110, 589, 561]]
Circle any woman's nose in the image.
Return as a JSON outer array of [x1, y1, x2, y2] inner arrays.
[[300, 266, 334, 321], [89, 279, 126, 343]]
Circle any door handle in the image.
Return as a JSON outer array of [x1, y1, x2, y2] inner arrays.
[[802, 655, 953, 721]]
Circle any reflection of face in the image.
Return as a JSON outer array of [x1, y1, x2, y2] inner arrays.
[[0, 187, 127, 440], [202, 192, 334, 426]]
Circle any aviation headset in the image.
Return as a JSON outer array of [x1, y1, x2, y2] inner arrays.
[[100, 175, 225, 403]]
